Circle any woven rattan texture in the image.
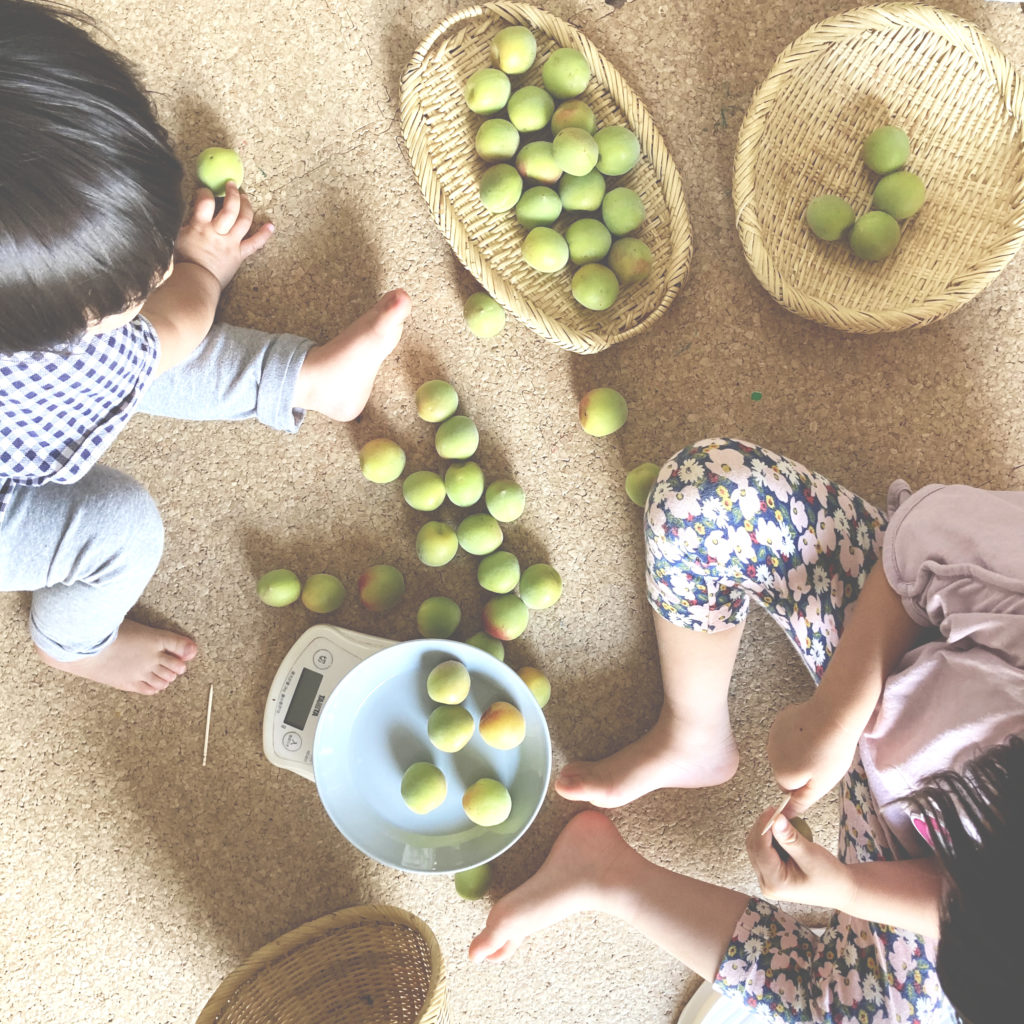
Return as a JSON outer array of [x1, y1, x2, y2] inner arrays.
[[195, 906, 450, 1024], [733, 2, 1024, 333], [400, 2, 692, 354]]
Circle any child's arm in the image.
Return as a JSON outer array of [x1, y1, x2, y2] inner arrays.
[[747, 809, 944, 937], [142, 183, 273, 374], [767, 560, 924, 814]]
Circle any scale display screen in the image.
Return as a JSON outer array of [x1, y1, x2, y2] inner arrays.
[[284, 667, 323, 729]]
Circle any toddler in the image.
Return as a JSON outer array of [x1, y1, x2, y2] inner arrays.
[[0, 0, 410, 694], [470, 439, 1023, 1024]]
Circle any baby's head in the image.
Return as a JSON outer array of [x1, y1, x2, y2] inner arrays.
[[911, 734, 1023, 1023], [0, 0, 184, 354]]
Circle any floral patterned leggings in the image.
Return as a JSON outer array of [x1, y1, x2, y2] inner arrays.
[[645, 440, 956, 1024]]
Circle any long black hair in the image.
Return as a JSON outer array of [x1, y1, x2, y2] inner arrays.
[[908, 734, 1023, 1024], [0, 0, 184, 353]]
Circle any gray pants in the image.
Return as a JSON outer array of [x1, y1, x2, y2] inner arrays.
[[0, 323, 313, 660]]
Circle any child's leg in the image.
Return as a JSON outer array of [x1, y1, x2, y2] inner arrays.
[[138, 289, 410, 427], [0, 467, 195, 693], [558, 439, 887, 807]]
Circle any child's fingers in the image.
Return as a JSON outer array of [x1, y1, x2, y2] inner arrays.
[[239, 221, 275, 260], [212, 181, 242, 234], [745, 809, 788, 891], [189, 188, 218, 224]]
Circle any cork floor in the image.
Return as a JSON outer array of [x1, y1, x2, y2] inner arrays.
[[3, 2, 1024, 1022]]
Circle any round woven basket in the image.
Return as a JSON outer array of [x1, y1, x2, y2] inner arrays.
[[733, 2, 1024, 333], [400, 2, 692, 354], [194, 905, 450, 1024]]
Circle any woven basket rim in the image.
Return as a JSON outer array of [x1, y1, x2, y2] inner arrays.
[[194, 904, 448, 1024], [400, 1, 693, 354], [733, 1, 1024, 333]]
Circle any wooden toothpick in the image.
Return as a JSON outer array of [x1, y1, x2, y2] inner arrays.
[[761, 792, 792, 835], [202, 685, 214, 767]]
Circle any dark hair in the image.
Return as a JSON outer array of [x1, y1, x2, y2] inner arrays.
[[908, 734, 1024, 1024], [0, 0, 184, 353]]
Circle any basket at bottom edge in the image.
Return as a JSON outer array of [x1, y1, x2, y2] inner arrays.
[[195, 904, 450, 1024]]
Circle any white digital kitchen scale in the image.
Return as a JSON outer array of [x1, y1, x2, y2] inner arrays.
[[262, 624, 396, 780]]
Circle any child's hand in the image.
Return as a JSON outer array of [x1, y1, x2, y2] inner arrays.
[[766, 696, 861, 815], [746, 807, 854, 910], [174, 182, 274, 290]]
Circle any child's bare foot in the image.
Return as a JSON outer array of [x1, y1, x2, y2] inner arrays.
[[294, 288, 411, 422], [555, 709, 739, 807], [36, 619, 197, 695], [469, 810, 635, 963]]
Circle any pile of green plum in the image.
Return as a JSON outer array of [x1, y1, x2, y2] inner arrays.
[[464, 25, 654, 313], [805, 126, 926, 262]]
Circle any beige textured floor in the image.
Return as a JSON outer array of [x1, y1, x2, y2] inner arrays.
[[3, 1, 1024, 1022]]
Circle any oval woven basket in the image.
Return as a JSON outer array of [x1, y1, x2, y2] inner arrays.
[[194, 905, 450, 1024], [400, 2, 692, 354], [733, 2, 1024, 334]]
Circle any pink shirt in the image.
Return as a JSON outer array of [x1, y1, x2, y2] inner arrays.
[[859, 481, 1024, 853]]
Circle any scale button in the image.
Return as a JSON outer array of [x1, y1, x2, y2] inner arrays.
[[312, 648, 333, 670], [282, 730, 303, 752]]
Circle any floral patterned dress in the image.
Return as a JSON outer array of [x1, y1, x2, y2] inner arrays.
[[645, 439, 956, 1024]]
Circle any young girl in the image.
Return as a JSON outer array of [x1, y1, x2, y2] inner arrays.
[[0, 0, 411, 695], [470, 439, 1023, 1024]]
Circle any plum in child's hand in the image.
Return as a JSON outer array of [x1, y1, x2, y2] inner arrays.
[[417, 597, 461, 639], [479, 700, 526, 749], [401, 762, 447, 814], [257, 568, 301, 607], [862, 126, 910, 175], [462, 777, 512, 826], [196, 146, 244, 197], [454, 862, 493, 899], [490, 25, 537, 74], [849, 211, 901, 261], [579, 386, 627, 436], [357, 564, 405, 611], [426, 659, 472, 703], [872, 171, 925, 220], [805, 195, 855, 242], [427, 705, 474, 753], [301, 573, 346, 613], [359, 438, 406, 483], [482, 593, 529, 640]]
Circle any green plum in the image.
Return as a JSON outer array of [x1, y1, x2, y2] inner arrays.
[[477, 550, 521, 593], [457, 513, 503, 556], [426, 659, 471, 703], [417, 596, 462, 639], [571, 263, 619, 310], [467, 631, 505, 661], [872, 171, 926, 220], [594, 125, 640, 176], [625, 462, 660, 506], [444, 460, 485, 507], [849, 211, 901, 261], [805, 195, 855, 241], [482, 593, 529, 640], [475, 118, 520, 162], [542, 47, 590, 99], [862, 126, 910, 174], [435, 415, 479, 459], [559, 169, 606, 212], [416, 380, 459, 422], [490, 25, 537, 74], [257, 568, 301, 607], [359, 438, 406, 483], [427, 705, 474, 753], [464, 67, 511, 114], [464, 292, 505, 338], [552, 127, 599, 176], [358, 564, 405, 611], [479, 163, 523, 212], [462, 778, 512, 826], [517, 666, 551, 708], [566, 218, 612, 264], [301, 573, 346, 613], [196, 146, 244, 197], [515, 140, 561, 185], [401, 762, 446, 814], [416, 521, 459, 567], [484, 479, 525, 522], [579, 386, 627, 436], [403, 470, 446, 511], [607, 237, 653, 285], [551, 99, 596, 135], [516, 186, 562, 229], [507, 85, 555, 132], [518, 563, 562, 609], [454, 862, 492, 900], [602, 187, 645, 235], [478, 700, 525, 749], [522, 226, 568, 273]]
